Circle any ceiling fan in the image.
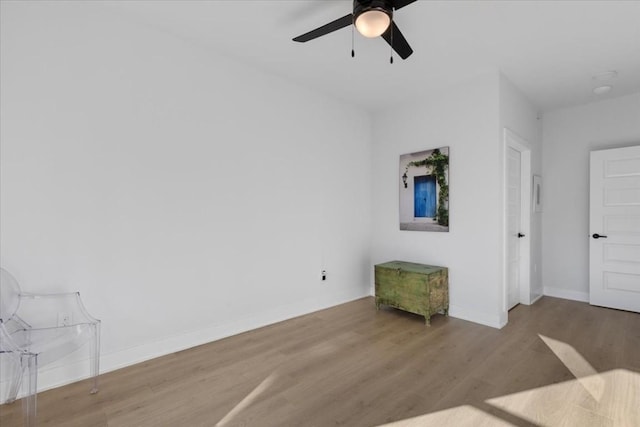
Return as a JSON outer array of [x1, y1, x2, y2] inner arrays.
[[293, 0, 417, 60]]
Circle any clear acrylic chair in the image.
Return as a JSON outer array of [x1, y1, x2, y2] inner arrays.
[[0, 268, 101, 427]]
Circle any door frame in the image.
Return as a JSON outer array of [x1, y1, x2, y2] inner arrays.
[[502, 128, 532, 319]]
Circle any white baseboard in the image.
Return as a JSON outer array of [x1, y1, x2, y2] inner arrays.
[[1, 289, 369, 403], [543, 286, 589, 303], [369, 286, 505, 329], [448, 304, 505, 329], [530, 293, 544, 304]]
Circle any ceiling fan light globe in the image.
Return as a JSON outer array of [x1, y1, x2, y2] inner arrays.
[[355, 10, 391, 38]]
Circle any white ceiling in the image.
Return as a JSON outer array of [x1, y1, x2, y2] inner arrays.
[[100, 0, 640, 112]]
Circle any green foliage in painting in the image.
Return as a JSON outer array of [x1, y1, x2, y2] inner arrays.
[[405, 149, 449, 226]]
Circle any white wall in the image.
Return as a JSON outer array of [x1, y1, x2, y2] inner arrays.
[[499, 75, 543, 307], [371, 72, 506, 328], [371, 73, 542, 328], [0, 1, 372, 397], [542, 93, 640, 301]]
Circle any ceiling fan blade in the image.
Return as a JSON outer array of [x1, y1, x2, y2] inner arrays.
[[293, 14, 354, 42], [381, 22, 413, 59], [393, 0, 417, 10]]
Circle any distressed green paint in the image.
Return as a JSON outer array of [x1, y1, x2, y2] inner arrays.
[[375, 261, 449, 326]]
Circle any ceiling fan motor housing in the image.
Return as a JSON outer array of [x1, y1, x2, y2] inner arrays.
[[353, 0, 394, 23]]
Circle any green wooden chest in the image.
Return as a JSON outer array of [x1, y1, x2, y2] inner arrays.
[[374, 261, 449, 326]]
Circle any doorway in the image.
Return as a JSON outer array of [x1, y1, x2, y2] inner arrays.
[[503, 129, 532, 316]]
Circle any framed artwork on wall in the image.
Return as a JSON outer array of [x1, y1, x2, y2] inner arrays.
[[399, 147, 449, 232]]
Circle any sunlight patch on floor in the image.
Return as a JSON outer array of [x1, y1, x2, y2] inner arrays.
[[216, 372, 278, 427], [377, 331, 639, 427], [538, 334, 604, 400], [214, 335, 346, 425], [378, 405, 514, 426], [379, 369, 639, 426], [487, 369, 639, 426]]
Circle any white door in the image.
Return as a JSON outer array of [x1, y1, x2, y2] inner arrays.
[[589, 145, 640, 313], [506, 146, 522, 309]]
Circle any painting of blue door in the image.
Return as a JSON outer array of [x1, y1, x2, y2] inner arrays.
[[414, 175, 437, 217], [400, 147, 449, 232]]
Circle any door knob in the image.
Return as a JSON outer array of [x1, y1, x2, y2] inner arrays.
[[517, 233, 525, 238], [592, 233, 608, 239]]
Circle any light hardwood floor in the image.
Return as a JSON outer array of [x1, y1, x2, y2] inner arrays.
[[1, 296, 638, 426]]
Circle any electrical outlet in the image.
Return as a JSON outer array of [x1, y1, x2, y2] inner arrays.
[[321, 270, 327, 281], [58, 312, 72, 327]]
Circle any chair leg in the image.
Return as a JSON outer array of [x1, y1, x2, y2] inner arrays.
[[89, 322, 100, 394], [21, 354, 37, 427], [4, 355, 23, 404]]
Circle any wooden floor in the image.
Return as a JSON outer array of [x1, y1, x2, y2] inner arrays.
[[1, 296, 639, 426]]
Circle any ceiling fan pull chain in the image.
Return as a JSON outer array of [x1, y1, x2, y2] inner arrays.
[[390, 17, 394, 64], [351, 24, 355, 58]]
